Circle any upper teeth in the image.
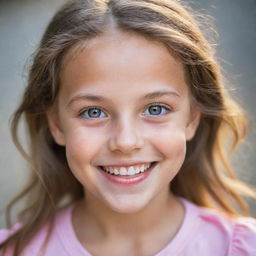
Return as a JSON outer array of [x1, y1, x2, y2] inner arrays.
[[102, 163, 151, 176]]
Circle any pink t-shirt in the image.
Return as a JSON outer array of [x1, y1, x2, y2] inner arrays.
[[1, 197, 256, 255]]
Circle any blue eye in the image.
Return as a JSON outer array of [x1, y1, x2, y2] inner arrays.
[[144, 104, 170, 116], [79, 107, 107, 119]]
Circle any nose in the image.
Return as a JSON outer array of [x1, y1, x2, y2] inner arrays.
[[108, 117, 144, 154]]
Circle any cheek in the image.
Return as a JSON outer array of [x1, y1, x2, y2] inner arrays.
[[150, 125, 187, 161], [64, 127, 104, 168], [63, 127, 107, 189], [164, 133, 186, 157]]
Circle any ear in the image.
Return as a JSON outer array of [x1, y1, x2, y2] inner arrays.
[[46, 108, 66, 146], [185, 106, 201, 141]]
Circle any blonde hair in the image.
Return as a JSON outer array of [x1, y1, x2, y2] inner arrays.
[[1, 0, 255, 254]]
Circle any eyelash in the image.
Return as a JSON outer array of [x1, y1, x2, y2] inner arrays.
[[78, 103, 172, 120]]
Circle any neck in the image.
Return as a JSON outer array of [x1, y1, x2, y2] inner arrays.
[[72, 189, 184, 241]]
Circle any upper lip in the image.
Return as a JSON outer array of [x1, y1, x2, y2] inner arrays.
[[99, 161, 156, 168]]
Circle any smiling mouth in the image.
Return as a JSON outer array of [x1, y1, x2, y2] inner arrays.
[[98, 162, 158, 176]]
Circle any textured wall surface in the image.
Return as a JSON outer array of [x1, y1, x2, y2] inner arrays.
[[0, 0, 255, 228]]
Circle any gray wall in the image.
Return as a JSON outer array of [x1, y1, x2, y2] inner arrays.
[[0, 0, 255, 228]]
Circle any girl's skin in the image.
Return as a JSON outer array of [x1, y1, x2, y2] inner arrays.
[[47, 29, 201, 255]]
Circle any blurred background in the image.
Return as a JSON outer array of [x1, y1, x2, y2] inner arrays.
[[0, 0, 255, 228]]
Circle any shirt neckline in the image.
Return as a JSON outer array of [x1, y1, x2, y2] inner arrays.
[[56, 196, 200, 256]]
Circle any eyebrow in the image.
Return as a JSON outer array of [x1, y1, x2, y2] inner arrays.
[[67, 89, 180, 108]]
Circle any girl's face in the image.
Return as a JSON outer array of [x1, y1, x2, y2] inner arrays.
[[48, 30, 200, 213]]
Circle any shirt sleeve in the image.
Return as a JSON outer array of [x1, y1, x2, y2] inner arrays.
[[230, 217, 256, 256]]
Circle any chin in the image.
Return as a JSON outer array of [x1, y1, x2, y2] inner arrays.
[[106, 196, 150, 214]]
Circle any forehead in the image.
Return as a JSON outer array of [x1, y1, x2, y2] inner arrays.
[[59, 29, 188, 98]]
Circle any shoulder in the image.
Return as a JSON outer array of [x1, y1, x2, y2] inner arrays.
[[230, 216, 256, 255], [200, 209, 256, 256], [195, 202, 256, 255], [23, 204, 74, 255], [0, 223, 22, 255], [0, 223, 22, 243], [0, 204, 75, 255]]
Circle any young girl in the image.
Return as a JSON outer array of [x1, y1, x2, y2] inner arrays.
[[1, 0, 256, 255]]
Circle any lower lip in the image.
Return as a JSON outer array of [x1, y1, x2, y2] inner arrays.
[[98, 163, 156, 186]]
